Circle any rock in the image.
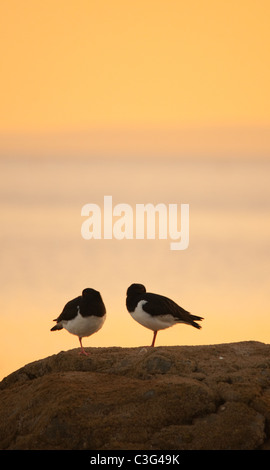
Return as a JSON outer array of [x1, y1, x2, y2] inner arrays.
[[152, 402, 265, 450], [0, 341, 270, 450]]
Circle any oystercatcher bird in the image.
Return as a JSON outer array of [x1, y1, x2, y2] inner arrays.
[[126, 283, 203, 347], [51, 288, 106, 355]]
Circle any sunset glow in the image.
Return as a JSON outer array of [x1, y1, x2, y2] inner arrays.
[[0, 1, 270, 380]]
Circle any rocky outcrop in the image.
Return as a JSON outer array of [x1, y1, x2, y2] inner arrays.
[[1, 341, 270, 450]]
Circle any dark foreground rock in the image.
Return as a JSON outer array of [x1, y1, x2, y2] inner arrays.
[[1, 341, 270, 450]]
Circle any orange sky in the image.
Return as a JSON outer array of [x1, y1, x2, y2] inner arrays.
[[0, 0, 269, 139]]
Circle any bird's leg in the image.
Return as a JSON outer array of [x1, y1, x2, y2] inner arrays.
[[151, 331, 157, 347], [79, 337, 89, 356]]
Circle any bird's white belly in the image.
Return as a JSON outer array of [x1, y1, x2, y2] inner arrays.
[[63, 313, 106, 338], [130, 300, 175, 331]]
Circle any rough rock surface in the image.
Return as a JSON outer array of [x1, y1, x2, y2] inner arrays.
[[1, 341, 270, 450]]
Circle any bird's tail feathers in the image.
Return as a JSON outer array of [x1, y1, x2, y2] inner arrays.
[[190, 314, 204, 329], [191, 314, 204, 321], [50, 323, 63, 331]]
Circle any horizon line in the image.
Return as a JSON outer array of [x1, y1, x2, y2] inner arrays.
[[0, 125, 269, 159]]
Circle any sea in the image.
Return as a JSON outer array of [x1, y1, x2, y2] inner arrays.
[[0, 155, 270, 379]]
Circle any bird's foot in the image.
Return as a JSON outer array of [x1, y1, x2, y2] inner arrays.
[[79, 349, 89, 356], [78, 337, 89, 356]]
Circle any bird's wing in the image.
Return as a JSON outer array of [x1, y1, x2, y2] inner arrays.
[[80, 298, 106, 317], [54, 296, 82, 322], [142, 293, 192, 322]]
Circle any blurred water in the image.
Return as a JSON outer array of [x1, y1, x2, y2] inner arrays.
[[1, 156, 270, 378]]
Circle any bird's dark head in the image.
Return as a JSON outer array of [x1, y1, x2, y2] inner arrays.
[[82, 288, 101, 299], [126, 283, 146, 297]]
